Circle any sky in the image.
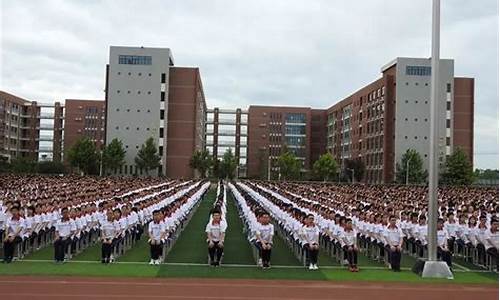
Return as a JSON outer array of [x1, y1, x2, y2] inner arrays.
[[1, 0, 498, 169]]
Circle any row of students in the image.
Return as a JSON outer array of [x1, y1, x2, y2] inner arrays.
[[206, 181, 228, 266]]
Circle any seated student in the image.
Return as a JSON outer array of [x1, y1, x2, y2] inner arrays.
[[342, 218, 358, 272], [206, 208, 227, 266], [100, 210, 117, 264], [485, 218, 499, 271], [148, 210, 166, 265], [255, 211, 274, 269], [53, 207, 75, 263], [3, 206, 24, 263], [300, 214, 320, 270], [416, 216, 428, 257], [384, 215, 403, 272], [437, 218, 452, 269]]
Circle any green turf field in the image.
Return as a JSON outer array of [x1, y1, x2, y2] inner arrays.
[[1, 184, 498, 285]]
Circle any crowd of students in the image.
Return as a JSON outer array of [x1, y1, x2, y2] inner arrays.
[[0, 174, 209, 264], [239, 180, 499, 272]]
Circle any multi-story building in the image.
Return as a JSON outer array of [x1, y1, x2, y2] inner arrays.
[[63, 99, 106, 158], [205, 108, 248, 177], [105, 46, 206, 177], [0, 91, 63, 162]]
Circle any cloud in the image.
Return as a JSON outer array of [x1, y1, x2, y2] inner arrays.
[[1, 0, 498, 168]]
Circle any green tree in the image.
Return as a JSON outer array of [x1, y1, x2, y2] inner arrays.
[[344, 158, 366, 182], [67, 137, 99, 175], [395, 149, 427, 184], [277, 151, 301, 181], [312, 153, 338, 181], [189, 149, 213, 178], [10, 157, 36, 173], [441, 147, 474, 185], [0, 156, 9, 173], [36, 161, 66, 174], [218, 148, 237, 179], [102, 138, 126, 174], [135, 137, 161, 176]]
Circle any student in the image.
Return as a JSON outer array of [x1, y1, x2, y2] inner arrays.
[[485, 218, 499, 270], [148, 210, 166, 265], [206, 208, 226, 266], [342, 218, 358, 272], [54, 207, 75, 263], [437, 218, 452, 269], [384, 215, 403, 272], [255, 211, 274, 269], [100, 210, 117, 264], [3, 206, 24, 263], [300, 214, 320, 270]]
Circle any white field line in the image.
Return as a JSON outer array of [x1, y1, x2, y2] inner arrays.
[[15, 259, 494, 273]]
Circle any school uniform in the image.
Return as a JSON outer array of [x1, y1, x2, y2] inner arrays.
[[148, 221, 165, 262], [437, 228, 452, 267], [255, 223, 274, 266], [100, 219, 117, 263], [301, 225, 320, 266], [205, 220, 227, 265], [3, 216, 25, 263], [384, 225, 403, 271], [342, 228, 358, 268], [54, 218, 75, 262], [484, 229, 499, 270]]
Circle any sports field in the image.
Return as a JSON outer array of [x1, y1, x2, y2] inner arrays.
[[0, 187, 497, 286]]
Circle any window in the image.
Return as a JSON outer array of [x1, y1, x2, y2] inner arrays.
[[159, 128, 164, 138], [446, 83, 451, 93], [446, 101, 451, 110], [118, 55, 152, 65], [446, 137, 451, 146], [446, 119, 451, 128], [160, 110, 164, 120], [161, 73, 166, 83], [160, 92, 165, 101], [159, 146, 163, 156], [406, 66, 431, 76]]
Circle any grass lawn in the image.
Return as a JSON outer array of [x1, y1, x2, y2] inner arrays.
[[2, 185, 497, 285]]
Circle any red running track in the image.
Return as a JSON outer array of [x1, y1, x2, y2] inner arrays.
[[0, 276, 497, 300]]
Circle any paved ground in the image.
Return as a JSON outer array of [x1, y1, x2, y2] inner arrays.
[[0, 276, 497, 300]]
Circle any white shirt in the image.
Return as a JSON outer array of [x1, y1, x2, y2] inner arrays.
[[205, 221, 227, 242], [256, 223, 274, 244], [55, 219, 76, 238], [301, 225, 320, 244], [385, 226, 403, 246], [101, 220, 117, 239], [5, 217, 24, 237], [437, 229, 449, 249], [148, 221, 165, 241], [343, 229, 357, 246]]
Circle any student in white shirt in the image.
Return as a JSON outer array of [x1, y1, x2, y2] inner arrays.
[[101, 210, 117, 264], [485, 218, 499, 270], [300, 214, 320, 270], [54, 207, 75, 263], [255, 211, 274, 269], [342, 218, 358, 272], [206, 208, 227, 266], [437, 218, 452, 268], [148, 210, 166, 265], [3, 206, 24, 263], [384, 215, 403, 272]]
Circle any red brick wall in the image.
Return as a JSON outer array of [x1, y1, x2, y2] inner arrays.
[[453, 77, 474, 163]]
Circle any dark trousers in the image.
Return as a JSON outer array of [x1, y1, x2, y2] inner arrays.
[[54, 238, 70, 262], [437, 247, 452, 267], [487, 247, 498, 269], [3, 236, 22, 261], [150, 242, 163, 260], [256, 242, 272, 264], [208, 241, 224, 262], [304, 244, 319, 264], [477, 243, 486, 265], [101, 240, 113, 262], [388, 247, 402, 271], [343, 245, 358, 267], [447, 237, 456, 254]]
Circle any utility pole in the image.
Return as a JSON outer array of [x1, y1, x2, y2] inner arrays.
[[422, 0, 453, 279]]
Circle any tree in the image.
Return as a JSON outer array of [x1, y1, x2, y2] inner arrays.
[[277, 151, 301, 181], [0, 156, 9, 173], [218, 148, 237, 179], [102, 138, 126, 174], [36, 161, 66, 174], [135, 137, 161, 176], [441, 147, 474, 185], [67, 137, 99, 175], [10, 157, 36, 173], [189, 149, 212, 178], [312, 153, 338, 181], [395, 149, 427, 184], [344, 158, 366, 182]]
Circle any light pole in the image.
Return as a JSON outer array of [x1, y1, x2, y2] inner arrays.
[[405, 159, 410, 185], [422, 0, 453, 279], [99, 149, 103, 177]]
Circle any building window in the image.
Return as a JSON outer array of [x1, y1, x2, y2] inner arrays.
[[160, 92, 165, 102], [406, 65, 431, 76], [446, 83, 451, 93], [118, 55, 152, 65], [159, 128, 164, 138], [446, 119, 451, 128], [159, 146, 163, 156], [161, 73, 166, 83], [446, 101, 451, 110], [160, 110, 164, 120], [446, 137, 451, 146]]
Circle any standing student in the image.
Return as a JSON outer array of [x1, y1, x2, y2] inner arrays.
[[3, 206, 24, 263], [255, 211, 274, 269], [300, 214, 320, 270], [100, 210, 117, 264], [384, 215, 403, 272], [206, 208, 226, 266], [342, 218, 359, 272], [53, 207, 75, 263], [437, 218, 452, 269], [485, 218, 499, 271], [148, 210, 166, 265]]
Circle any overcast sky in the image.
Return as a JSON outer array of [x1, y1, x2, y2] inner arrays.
[[1, 0, 498, 169]]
